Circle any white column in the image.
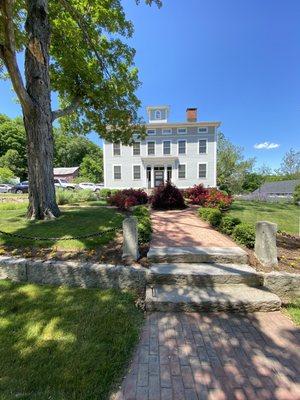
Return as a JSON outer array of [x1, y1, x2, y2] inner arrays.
[[151, 166, 154, 188], [164, 165, 167, 183]]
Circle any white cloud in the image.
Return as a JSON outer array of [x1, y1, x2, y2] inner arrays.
[[254, 142, 280, 150]]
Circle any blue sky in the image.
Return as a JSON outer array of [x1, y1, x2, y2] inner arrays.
[[0, 0, 299, 170]]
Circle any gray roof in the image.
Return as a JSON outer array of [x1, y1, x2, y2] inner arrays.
[[253, 179, 300, 195], [53, 167, 79, 175]]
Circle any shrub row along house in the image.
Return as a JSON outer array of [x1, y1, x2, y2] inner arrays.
[[103, 106, 220, 189]]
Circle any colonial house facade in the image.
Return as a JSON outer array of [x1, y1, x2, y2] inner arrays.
[[103, 106, 220, 189]]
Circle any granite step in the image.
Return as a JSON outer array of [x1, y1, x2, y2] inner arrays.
[[148, 263, 263, 287], [147, 246, 248, 264], [145, 284, 281, 312]]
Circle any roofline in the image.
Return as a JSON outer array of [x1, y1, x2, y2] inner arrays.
[[146, 105, 170, 111], [145, 121, 221, 128]]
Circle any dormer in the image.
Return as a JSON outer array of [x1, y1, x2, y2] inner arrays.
[[147, 105, 170, 124]]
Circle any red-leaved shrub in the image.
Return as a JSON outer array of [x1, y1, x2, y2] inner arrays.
[[184, 184, 233, 210], [151, 181, 186, 210], [108, 189, 148, 210]]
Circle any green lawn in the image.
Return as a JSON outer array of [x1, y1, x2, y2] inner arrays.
[[0, 202, 122, 251], [285, 299, 300, 325], [0, 280, 143, 400], [228, 200, 299, 235]]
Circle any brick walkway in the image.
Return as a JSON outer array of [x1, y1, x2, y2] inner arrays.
[[151, 208, 239, 248], [115, 312, 300, 400]]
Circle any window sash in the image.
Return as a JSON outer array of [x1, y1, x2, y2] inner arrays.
[[162, 129, 172, 135], [198, 163, 207, 178], [133, 142, 140, 155], [198, 127, 208, 133], [147, 142, 155, 155], [114, 166, 121, 180], [199, 139, 207, 154], [113, 143, 121, 156], [177, 128, 187, 134], [147, 129, 156, 135], [133, 165, 141, 179], [178, 164, 186, 179], [178, 140, 186, 154], [163, 141, 171, 155]]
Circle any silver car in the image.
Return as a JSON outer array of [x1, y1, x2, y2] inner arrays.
[[0, 184, 13, 193]]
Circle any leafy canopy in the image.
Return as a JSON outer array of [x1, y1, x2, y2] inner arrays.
[[0, 0, 162, 143]]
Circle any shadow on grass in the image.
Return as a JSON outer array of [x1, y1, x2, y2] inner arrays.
[[0, 280, 143, 400]]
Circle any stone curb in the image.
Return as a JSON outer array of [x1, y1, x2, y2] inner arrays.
[[0, 256, 148, 294]]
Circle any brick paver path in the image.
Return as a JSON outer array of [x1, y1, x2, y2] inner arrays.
[[115, 312, 300, 400], [151, 208, 239, 248]]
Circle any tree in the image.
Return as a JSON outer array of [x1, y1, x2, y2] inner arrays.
[[0, 0, 161, 219], [276, 148, 300, 178], [0, 149, 26, 179], [79, 154, 103, 182], [0, 166, 14, 183], [217, 132, 255, 194], [242, 172, 265, 193]]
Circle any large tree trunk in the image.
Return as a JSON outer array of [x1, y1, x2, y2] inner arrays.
[[24, 0, 60, 219]]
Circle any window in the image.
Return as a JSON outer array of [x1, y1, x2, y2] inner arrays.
[[178, 164, 186, 179], [133, 165, 141, 180], [177, 128, 187, 134], [198, 163, 207, 178], [198, 127, 208, 133], [155, 109, 161, 120], [163, 141, 171, 155], [147, 129, 156, 136], [199, 139, 207, 154], [178, 140, 186, 154], [162, 128, 172, 135], [113, 142, 121, 156], [147, 141, 155, 155], [132, 141, 140, 156], [113, 165, 121, 180]]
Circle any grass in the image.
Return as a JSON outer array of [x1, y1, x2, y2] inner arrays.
[[284, 299, 300, 325], [228, 200, 299, 235], [0, 202, 123, 251], [0, 280, 143, 400]]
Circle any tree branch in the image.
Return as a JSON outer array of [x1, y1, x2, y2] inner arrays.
[[0, 0, 33, 114], [52, 97, 81, 121]]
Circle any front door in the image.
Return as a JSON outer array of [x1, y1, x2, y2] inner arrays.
[[154, 167, 164, 187]]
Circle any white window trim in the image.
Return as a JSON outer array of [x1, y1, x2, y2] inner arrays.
[[147, 140, 156, 156], [162, 128, 172, 135], [177, 127, 187, 135], [178, 163, 187, 179], [113, 164, 122, 180], [198, 139, 208, 154], [177, 139, 187, 155], [163, 140, 172, 156], [155, 109, 161, 120], [198, 127, 208, 133], [112, 142, 121, 157], [132, 141, 141, 156], [198, 162, 208, 179], [132, 164, 142, 180], [147, 129, 156, 136]]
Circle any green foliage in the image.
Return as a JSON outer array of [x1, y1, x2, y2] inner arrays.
[[79, 154, 103, 183], [100, 189, 119, 199], [0, 280, 143, 399], [217, 132, 255, 194], [293, 184, 300, 205], [56, 188, 98, 205], [0, 149, 25, 179], [0, 166, 14, 183], [242, 172, 265, 193], [276, 148, 300, 178], [232, 223, 255, 248], [220, 215, 241, 235], [198, 207, 222, 227], [133, 205, 152, 244]]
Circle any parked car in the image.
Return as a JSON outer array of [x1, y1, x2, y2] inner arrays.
[[0, 184, 13, 193], [95, 183, 104, 190], [9, 181, 29, 194], [75, 182, 101, 192], [54, 178, 75, 190]]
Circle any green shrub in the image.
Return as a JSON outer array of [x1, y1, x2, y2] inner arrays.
[[293, 184, 300, 205], [198, 207, 222, 227], [75, 189, 98, 202], [100, 189, 119, 199], [232, 223, 255, 248], [220, 215, 241, 235], [56, 188, 76, 205], [133, 205, 152, 244]]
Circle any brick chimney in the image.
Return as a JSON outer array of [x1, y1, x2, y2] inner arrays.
[[186, 107, 197, 122]]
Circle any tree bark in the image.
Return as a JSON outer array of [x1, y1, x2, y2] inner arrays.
[[24, 0, 60, 219]]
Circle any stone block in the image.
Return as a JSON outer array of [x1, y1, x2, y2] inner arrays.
[[123, 216, 139, 261], [255, 221, 278, 268], [0, 256, 27, 281]]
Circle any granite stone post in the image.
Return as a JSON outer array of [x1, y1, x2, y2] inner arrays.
[[255, 221, 278, 269], [122, 216, 139, 261]]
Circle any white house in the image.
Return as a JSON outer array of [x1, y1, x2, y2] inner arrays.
[[103, 106, 220, 189]]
